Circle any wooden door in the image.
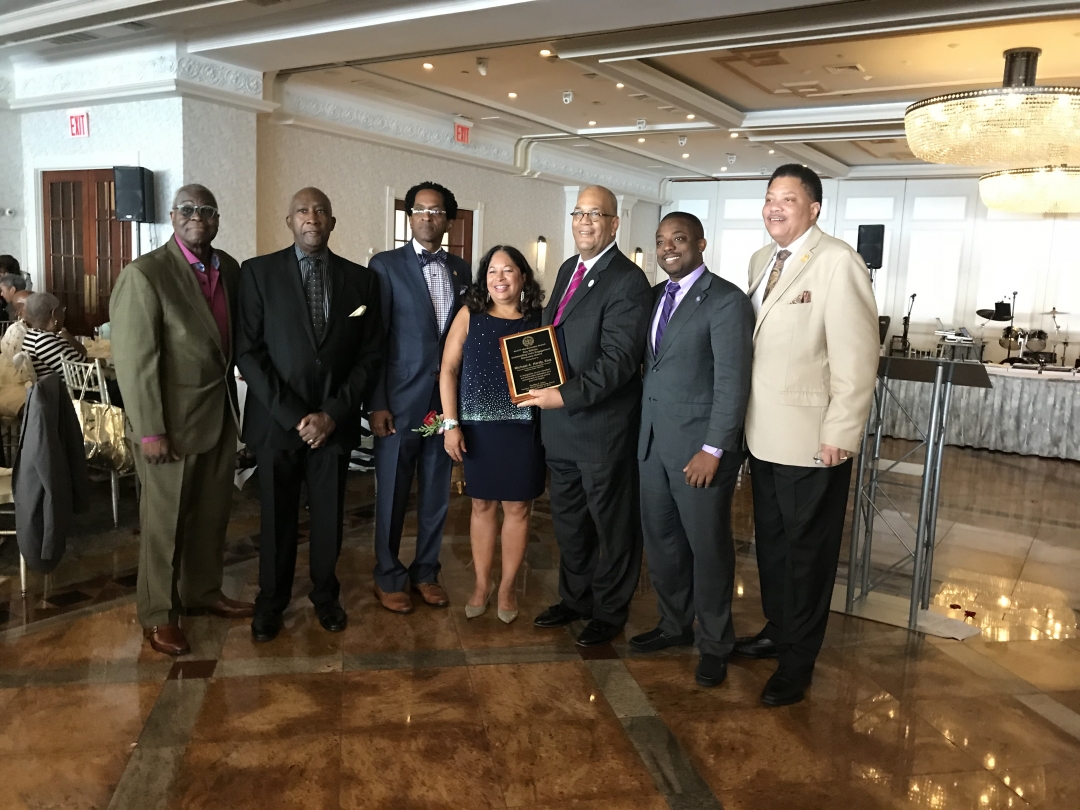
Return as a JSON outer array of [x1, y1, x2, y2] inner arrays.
[[42, 169, 132, 335], [394, 199, 474, 264]]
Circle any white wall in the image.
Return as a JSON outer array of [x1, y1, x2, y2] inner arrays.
[[19, 97, 184, 287], [667, 177, 1080, 364], [257, 120, 567, 287], [0, 109, 23, 261], [182, 97, 258, 262]]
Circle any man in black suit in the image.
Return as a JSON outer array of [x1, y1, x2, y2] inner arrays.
[[236, 187, 383, 641], [519, 185, 652, 647], [368, 182, 470, 614], [629, 212, 754, 687]]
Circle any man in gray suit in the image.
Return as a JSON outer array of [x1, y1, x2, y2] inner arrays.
[[629, 212, 754, 687]]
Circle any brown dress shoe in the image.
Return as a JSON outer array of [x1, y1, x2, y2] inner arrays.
[[144, 624, 191, 656], [183, 596, 256, 619], [413, 581, 450, 607], [374, 584, 413, 614]]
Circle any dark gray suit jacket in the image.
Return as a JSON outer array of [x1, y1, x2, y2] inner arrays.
[[13, 374, 89, 572], [638, 269, 754, 469], [368, 244, 470, 430], [540, 246, 652, 463]]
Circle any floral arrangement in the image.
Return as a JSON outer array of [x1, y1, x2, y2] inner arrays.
[[413, 410, 446, 437]]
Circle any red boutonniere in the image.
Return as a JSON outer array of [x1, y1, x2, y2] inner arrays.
[[413, 410, 445, 437]]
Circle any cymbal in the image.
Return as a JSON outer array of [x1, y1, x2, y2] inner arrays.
[[1041, 309, 1070, 315], [977, 309, 1006, 320]]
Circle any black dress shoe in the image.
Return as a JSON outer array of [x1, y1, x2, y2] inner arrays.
[[251, 612, 282, 643], [576, 619, 621, 647], [733, 633, 777, 659], [533, 603, 586, 628], [316, 602, 348, 633], [628, 626, 695, 653], [695, 654, 728, 688], [761, 668, 811, 707]]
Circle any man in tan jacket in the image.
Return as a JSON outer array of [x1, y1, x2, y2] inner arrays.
[[111, 184, 253, 657], [735, 165, 879, 706]]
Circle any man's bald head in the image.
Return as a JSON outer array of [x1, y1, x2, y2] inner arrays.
[[579, 185, 618, 216], [287, 187, 336, 254]]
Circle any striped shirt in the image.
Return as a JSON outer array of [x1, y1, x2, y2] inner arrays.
[[23, 328, 81, 379]]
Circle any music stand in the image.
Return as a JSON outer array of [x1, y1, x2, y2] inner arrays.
[[845, 357, 992, 629]]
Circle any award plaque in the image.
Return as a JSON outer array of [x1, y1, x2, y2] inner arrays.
[[500, 325, 567, 404]]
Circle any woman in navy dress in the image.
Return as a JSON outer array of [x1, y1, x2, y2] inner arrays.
[[439, 245, 546, 624]]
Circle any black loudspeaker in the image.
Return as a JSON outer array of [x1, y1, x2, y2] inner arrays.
[[857, 224, 885, 270], [113, 166, 155, 222]]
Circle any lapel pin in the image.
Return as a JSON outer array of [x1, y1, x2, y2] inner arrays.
[[695, 295, 701, 302], [588, 279, 595, 288], [801, 254, 810, 262]]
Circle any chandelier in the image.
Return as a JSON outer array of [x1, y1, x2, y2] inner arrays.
[[905, 48, 1080, 167], [979, 166, 1080, 214]]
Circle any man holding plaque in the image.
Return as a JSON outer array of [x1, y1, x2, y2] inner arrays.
[[519, 185, 652, 647], [630, 212, 754, 688]]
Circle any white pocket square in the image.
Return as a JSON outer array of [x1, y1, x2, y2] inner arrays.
[[349, 305, 367, 317]]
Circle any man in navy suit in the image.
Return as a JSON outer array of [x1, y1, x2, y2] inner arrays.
[[237, 187, 383, 641], [368, 182, 470, 614]]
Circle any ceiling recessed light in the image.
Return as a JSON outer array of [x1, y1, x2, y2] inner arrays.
[[730, 132, 739, 138], [682, 153, 690, 158], [422, 62, 434, 70], [863, 75, 873, 81], [720, 166, 728, 172], [539, 49, 552, 57], [768, 149, 775, 154], [508, 92, 517, 98], [588, 120, 596, 126], [686, 114, 695, 120], [616, 82, 624, 88], [637, 137, 645, 143]]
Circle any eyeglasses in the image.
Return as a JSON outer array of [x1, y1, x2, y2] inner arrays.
[[571, 210, 614, 222], [172, 205, 219, 220], [410, 208, 447, 217]]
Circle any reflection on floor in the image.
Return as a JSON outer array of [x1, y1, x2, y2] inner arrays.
[[1, 444, 1079, 809]]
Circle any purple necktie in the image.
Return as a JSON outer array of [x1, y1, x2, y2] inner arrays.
[[653, 280, 680, 355], [554, 261, 587, 326]]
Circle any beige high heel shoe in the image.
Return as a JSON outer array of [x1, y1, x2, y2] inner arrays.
[[497, 607, 519, 624], [465, 584, 495, 619]]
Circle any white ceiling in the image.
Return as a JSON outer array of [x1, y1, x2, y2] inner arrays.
[[3, 0, 1080, 181]]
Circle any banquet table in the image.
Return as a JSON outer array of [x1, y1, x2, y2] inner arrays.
[[881, 364, 1080, 460]]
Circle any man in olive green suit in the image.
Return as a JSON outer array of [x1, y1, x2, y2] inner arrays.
[[111, 184, 253, 657]]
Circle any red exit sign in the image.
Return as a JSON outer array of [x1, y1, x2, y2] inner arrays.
[[68, 109, 89, 138], [454, 117, 472, 145]]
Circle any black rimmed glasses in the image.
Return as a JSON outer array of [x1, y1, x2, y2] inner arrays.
[[571, 210, 614, 222], [172, 204, 219, 220]]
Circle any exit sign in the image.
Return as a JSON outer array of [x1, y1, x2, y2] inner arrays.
[[68, 109, 89, 138], [453, 117, 472, 145]]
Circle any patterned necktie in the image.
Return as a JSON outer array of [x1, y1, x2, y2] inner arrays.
[[762, 249, 792, 303], [653, 280, 681, 355], [420, 248, 455, 330], [301, 255, 326, 339], [554, 261, 587, 326]]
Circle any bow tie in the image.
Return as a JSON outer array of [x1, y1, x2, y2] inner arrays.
[[421, 249, 447, 266]]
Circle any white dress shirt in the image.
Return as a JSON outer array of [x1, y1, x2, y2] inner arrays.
[[751, 227, 813, 314]]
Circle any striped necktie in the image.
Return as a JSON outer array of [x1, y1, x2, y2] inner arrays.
[[762, 249, 792, 302]]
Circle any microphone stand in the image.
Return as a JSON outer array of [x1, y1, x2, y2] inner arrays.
[[901, 293, 915, 355], [1006, 291, 1018, 361]]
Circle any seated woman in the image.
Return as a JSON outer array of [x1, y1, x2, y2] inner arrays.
[[1, 289, 32, 361], [21, 292, 87, 379], [439, 245, 546, 624]]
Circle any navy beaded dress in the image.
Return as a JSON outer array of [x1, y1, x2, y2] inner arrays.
[[459, 311, 546, 501]]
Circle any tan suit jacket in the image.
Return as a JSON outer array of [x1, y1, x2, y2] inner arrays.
[[111, 238, 240, 456], [745, 225, 879, 467]]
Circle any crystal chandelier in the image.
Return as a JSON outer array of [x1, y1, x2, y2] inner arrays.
[[905, 48, 1080, 167], [979, 166, 1080, 214]]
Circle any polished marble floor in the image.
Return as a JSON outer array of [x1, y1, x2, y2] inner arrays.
[[1, 445, 1080, 809]]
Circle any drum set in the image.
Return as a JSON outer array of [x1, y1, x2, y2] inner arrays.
[[977, 292, 1070, 366]]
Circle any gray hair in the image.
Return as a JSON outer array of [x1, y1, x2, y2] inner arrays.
[[23, 292, 60, 329], [0, 273, 26, 291]]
